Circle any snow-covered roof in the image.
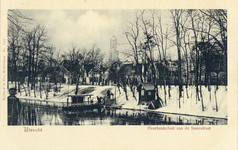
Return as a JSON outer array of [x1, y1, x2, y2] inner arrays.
[[142, 83, 155, 91], [68, 94, 94, 97]]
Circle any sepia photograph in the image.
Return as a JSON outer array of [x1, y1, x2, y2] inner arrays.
[[1, 0, 238, 149], [7, 9, 227, 126]]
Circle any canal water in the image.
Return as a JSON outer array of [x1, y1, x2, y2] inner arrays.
[[14, 102, 227, 126]]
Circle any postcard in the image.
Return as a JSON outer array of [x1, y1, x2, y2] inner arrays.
[[0, 0, 237, 149]]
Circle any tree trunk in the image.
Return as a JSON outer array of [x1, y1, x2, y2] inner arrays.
[[40, 79, 42, 98], [175, 25, 182, 108], [214, 87, 218, 111], [75, 75, 79, 95], [124, 86, 128, 100]]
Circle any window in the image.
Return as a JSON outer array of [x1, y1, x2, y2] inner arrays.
[[141, 90, 144, 96], [148, 92, 151, 95]]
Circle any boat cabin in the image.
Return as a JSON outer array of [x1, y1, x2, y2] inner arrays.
[[67, 94, 94, 104], [138, 83, 157, 103]]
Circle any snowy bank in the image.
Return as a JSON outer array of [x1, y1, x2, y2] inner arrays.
[[9, 83, 227, 119], [111, 85, 227, 119]]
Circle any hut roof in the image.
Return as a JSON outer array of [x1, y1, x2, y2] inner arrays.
[[142, 83, 155, 91]]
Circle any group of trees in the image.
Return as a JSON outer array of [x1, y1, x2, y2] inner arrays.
[[8, 10, 54, 98], [61, 44, 107, 94], [121, 9, 227, 111], [7, 10, 107, 98]]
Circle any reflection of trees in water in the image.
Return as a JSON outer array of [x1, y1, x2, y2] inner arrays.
[[40, 108, 63, 125], [18, 105, 37, 125], [17, 103, 226, 125], [62, 109, 102, 125], [18, 103, 63, 125]]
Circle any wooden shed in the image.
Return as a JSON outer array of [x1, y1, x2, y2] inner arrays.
[[138, 83, 156, 103]]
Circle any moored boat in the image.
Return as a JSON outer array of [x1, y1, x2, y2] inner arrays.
[[62, 94, 102, 111]]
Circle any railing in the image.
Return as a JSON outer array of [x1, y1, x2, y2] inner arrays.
[[20, 98, 67, 107], [19, 98, 100, 108]]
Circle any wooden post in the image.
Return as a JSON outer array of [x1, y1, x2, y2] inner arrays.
[[115, 86, 116, 104], [67, 97, 69, 107]]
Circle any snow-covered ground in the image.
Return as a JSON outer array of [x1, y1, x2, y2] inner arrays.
[[112, 85, 227, 119], [156, 85, 228, 119], [9, 83, 227, 119]]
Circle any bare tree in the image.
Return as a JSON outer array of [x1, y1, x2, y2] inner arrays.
[[123, 11, 143, 83], [170, 9, 185, 108], [84, 44, 104, 85], [63, 44, 84, 94], [7, 10, 33, 32], [7, 10, 33, 94], [151, 10, 170, 105], [21, 25, 49, 97], [8, 23, 24, 93]]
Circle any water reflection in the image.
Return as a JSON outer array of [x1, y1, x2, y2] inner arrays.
[[16, 102, 227, 126]]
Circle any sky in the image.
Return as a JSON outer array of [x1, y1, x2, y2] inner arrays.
[[18, 9, 136, 59], [13, 9, 180, 61]]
